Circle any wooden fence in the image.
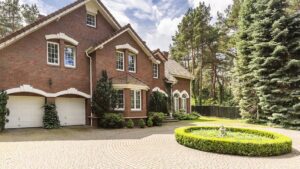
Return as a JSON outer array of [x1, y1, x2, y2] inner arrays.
[[192, 106, 241, 119]]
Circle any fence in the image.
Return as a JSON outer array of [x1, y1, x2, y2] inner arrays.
[[192, 106, 241, 119]]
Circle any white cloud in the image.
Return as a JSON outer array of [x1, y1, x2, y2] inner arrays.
[[145, 16, 183, 51], [19, 0, 56, 15]]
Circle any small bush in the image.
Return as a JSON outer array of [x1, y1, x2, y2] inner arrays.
[[138, 119, 146, 128], [175, 126, 292, 156], [173, 112, 199, 120], [149, 112, 165, 126], [126, 119, 134, 128], [43, 104, 60, 129], [147, 118, 153, 127], [100, 113, 125, 128]]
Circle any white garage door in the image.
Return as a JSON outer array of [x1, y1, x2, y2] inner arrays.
[[6, 96, 45, 128], [56, 97, 86, 126]]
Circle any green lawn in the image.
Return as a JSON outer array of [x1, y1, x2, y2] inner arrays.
[[190, 116, 268, 128]]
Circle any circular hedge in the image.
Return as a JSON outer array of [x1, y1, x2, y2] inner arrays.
[[175, 126, 292, 156]]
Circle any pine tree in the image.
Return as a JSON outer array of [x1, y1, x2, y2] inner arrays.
[[92, 70, 117, 118], [235, 0, 259, 119], [43, 104, 60, 129], [0, 91, 9, 132], [21, 4, 40, 25], [0, 0, 22, 37], [251, 0, 289, 122]]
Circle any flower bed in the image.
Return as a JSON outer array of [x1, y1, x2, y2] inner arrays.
[[175, 126, 292, 156]]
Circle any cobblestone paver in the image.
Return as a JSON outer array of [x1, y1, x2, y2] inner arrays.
[[0, 122, 299, 169]]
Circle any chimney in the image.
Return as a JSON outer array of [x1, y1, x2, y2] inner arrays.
[[163, 51, 169, 60]]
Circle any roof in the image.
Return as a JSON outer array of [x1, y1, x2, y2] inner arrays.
[[153, 49, 167, 62], [0, 0, 121, 50], [165, 59, 194, 83], [87, 24, 160, 64], [112, 73, 147, 86]]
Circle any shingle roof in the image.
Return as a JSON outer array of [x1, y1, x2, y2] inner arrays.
[[0, 0, 121, 47], [165, 59, 194, 83]]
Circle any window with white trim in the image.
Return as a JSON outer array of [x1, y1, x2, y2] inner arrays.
[[128, 53, 136, 73], [47, 42, 59, 65], [64, 46, 76, 68], [153, 63, 158, 78], [181, 94, 187, 112], [174, 93, 180, 112], [115, 90, 124, 110], [86, 13, 96, 27], [131, 90, 141, 110], [116, 51, 124, 71]]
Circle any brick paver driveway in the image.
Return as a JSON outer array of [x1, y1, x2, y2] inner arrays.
[[0, 120, 299, 169]]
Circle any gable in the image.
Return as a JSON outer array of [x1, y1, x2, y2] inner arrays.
[[0, 0, 121, 50]]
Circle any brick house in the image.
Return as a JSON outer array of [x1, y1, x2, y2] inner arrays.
[[0, 0, 193, 128]]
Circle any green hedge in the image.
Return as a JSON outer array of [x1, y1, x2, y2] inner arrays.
[[175, 126, 292, 156]]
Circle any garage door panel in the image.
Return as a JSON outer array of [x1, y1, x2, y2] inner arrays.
[[6, 96, 44, 128], [56, 98, 85, 126]]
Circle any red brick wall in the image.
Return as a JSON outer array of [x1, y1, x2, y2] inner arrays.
[[0, 6, 115, 94], [173, 77, 191, 113]]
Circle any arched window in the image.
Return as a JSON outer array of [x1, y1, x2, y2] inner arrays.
[[174, 93, 180, 112], [181, 94, 187, 112]]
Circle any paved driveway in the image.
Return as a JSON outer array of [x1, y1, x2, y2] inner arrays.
[[0, 120, 299, 169]]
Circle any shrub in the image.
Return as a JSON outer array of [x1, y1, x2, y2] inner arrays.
[[149, 112, 165, 126], [100, 113, 125, 128], [138, 119, 146, 128], [149, 91, 168, 114], [43, 104, 60, 129], [146, 118, 153, 127], [173, 112, 199, 120], [0, 91, 9, 132], [126, 119, 134, 128], [175, 126, 292, 156]]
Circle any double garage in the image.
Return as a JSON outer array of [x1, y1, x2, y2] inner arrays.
[[6, 96, 87, 128]]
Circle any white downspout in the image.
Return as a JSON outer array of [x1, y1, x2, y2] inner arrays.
[[85, 49, 93, 127]]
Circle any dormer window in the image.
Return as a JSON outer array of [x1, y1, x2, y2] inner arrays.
[[153, 63, 158, 78], [86, 13, 96, 27]]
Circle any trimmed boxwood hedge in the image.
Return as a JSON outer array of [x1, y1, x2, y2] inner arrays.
[[175, 126, 292, 156]]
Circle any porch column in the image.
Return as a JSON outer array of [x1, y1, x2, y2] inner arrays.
[[124, 88, 130, 117]]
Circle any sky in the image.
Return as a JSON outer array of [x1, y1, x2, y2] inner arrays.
[[15, 0, 233, 51]]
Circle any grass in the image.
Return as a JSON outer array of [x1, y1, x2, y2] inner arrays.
[[191, 128, 273, 141], [190, 116, 269, 129]]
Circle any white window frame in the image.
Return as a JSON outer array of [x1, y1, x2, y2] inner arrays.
[[174, 94, 180, 112], [47, 41, 60, 66], [131, 90, 142, 111], [116, 51, 124, 71], [181, 94, 187, 112], [64, 45, 76, 68], [153, 63, 158, 79], [115, 90, 125, 111], [86, 13, 96, 28], [128, 53, 136, 73]]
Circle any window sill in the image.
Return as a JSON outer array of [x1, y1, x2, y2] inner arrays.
[[115, 108, 125, 111], [65, 65, 76, 69], [47, 63, 60, 67], [116, 69, 124, 72], [131, 109, 142, 112], [128, 71, 136, 73], [87, 24, 96, 28]]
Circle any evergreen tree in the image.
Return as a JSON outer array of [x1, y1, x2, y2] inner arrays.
[[43, 104, 60, 129], [251, 0, 289, 121], [0, 91, 9, 132], [21, 4, 40, 25], [235, 0, 259, 119], [92, 70, 117, 118], [0, 0, 22, 37]]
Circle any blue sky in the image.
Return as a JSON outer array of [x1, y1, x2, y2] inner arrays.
[[18, 0, 233, 51]]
